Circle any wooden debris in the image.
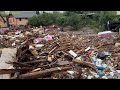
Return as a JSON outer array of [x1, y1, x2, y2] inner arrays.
[[73, 59, 97, 73], [0, 69, 32, 74], [18, 66, 72, 79], [6, 61, 33, 68], [56, 61, 73, 66]]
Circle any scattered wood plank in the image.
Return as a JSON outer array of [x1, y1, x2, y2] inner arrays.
[[49, 45, 59, 54], [18, 66, 72, 79], [6, 61, 33, 67], [56, 61, 73, 66], [0, 69, 32, 74], [73, 59, 97, 73], [23, 59, 48, 64]]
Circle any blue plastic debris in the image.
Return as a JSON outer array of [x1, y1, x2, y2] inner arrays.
[[97, 66, 105, 70], [98, 71, 104, 76]]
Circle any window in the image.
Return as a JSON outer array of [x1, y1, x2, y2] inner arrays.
[[19, 18, 21, 21]]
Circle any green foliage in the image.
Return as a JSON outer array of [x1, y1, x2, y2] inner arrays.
[[28, 15, 39, 26], [28, 11, 119, 31]]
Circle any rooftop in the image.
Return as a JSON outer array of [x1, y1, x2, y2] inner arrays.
[[10, 11, 37, 18], [0, 11, 8, 17]]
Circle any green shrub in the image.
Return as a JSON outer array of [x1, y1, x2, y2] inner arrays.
[[28, 11, 119, 32]]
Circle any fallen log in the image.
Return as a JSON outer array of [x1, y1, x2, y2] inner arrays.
[[18, 66, 72, 79], [73, 59, 97, 73], [23, 59, 48, 64], [0, 69, 32, 74], [6, 61, 33, 67]]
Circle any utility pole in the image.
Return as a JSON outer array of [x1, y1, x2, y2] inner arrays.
[[36, 11, 39, 15], [7, 11, 12, 27]]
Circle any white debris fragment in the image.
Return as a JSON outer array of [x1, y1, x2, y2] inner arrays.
[[0, 48, 17, 79], [69, 50, 77, 57], [88, 75, 93, 79], [76, 56, 82, 61], [67, 71, 75, 75], [57, 67, 62, 70], [102, 76, 108, 79], [85, 47, 91, 52], [116, 70, 120, 73], [109, 72, 114, 76]]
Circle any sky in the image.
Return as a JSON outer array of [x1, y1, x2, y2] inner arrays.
[[117, 11, 120, 15], [5, 11, 64, 13]]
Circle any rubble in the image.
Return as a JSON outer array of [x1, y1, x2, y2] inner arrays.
[[0, 48, 17, 79], [0, 26, 120, 79]]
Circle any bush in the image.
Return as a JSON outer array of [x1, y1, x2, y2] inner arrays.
[[28, 11, 119, 32], [28, 15, 39, 26]]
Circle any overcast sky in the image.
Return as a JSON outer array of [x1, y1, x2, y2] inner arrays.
[[117, 11, 120, 15], [5, 11, 64, 13]]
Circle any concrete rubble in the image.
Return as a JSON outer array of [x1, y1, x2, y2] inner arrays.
[[0, 48, 17, 79], [0, 25, 120, 79]]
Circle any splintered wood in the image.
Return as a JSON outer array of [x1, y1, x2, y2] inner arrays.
[[18, 66, 72, 79], [0, 26, 120, 79]]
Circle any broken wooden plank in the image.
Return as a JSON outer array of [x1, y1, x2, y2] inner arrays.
[[23, 59, 48, 64], [56, 61, 73, 66], [0, 69, 33, 74], [49, 45, 59, 54], [6, 61, 33, 67], [0, 48, 17, 79], [18, 66, 72, 79], [73, 59, 97, 72]]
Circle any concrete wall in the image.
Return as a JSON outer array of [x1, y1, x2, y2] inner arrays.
[[0, 16, 7, 28], [8, 16, 28, 26], [8, 16, 17, 26], [16, 18, 28, 26]]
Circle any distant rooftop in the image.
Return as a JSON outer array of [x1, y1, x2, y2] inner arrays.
[[117, 11, 120, 15], [0, 11, 64, 18], [79, 13, 95, 16], [10, 11, 37, 18], [0, 11, 8, 17]]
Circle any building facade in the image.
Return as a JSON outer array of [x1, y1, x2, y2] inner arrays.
[[8, 11, 37, 26], [0, 11, 8, 28]]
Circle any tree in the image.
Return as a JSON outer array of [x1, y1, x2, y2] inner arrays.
[[28, 15, 39, 26], [36, 11, 40, 15], [28, 11, 118, 31]]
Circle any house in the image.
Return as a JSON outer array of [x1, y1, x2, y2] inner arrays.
[[0, 11, 8, 28], [116, 11, 120, 15], [8, 11, 38, 26]]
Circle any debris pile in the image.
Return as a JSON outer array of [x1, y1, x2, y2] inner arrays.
[[0, 26, 120, 79]]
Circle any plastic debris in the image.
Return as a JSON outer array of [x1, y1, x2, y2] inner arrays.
[[69, 50, 77, 57], [115, 43, 120, 47], [35, 44, 44, 49], [67, 71, 75, 75], [97, 66, 105, 70], [87, 75, 94, 79], [97, 52, 107, 60], [33, 38, 43, 44], [98, 71, 104, 76], [98, 31, 113, 38], [44, 35, 54, 41], [85, 47, 91, 52], [29, 45, 38, 57], [0, 25, 119, 79]]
